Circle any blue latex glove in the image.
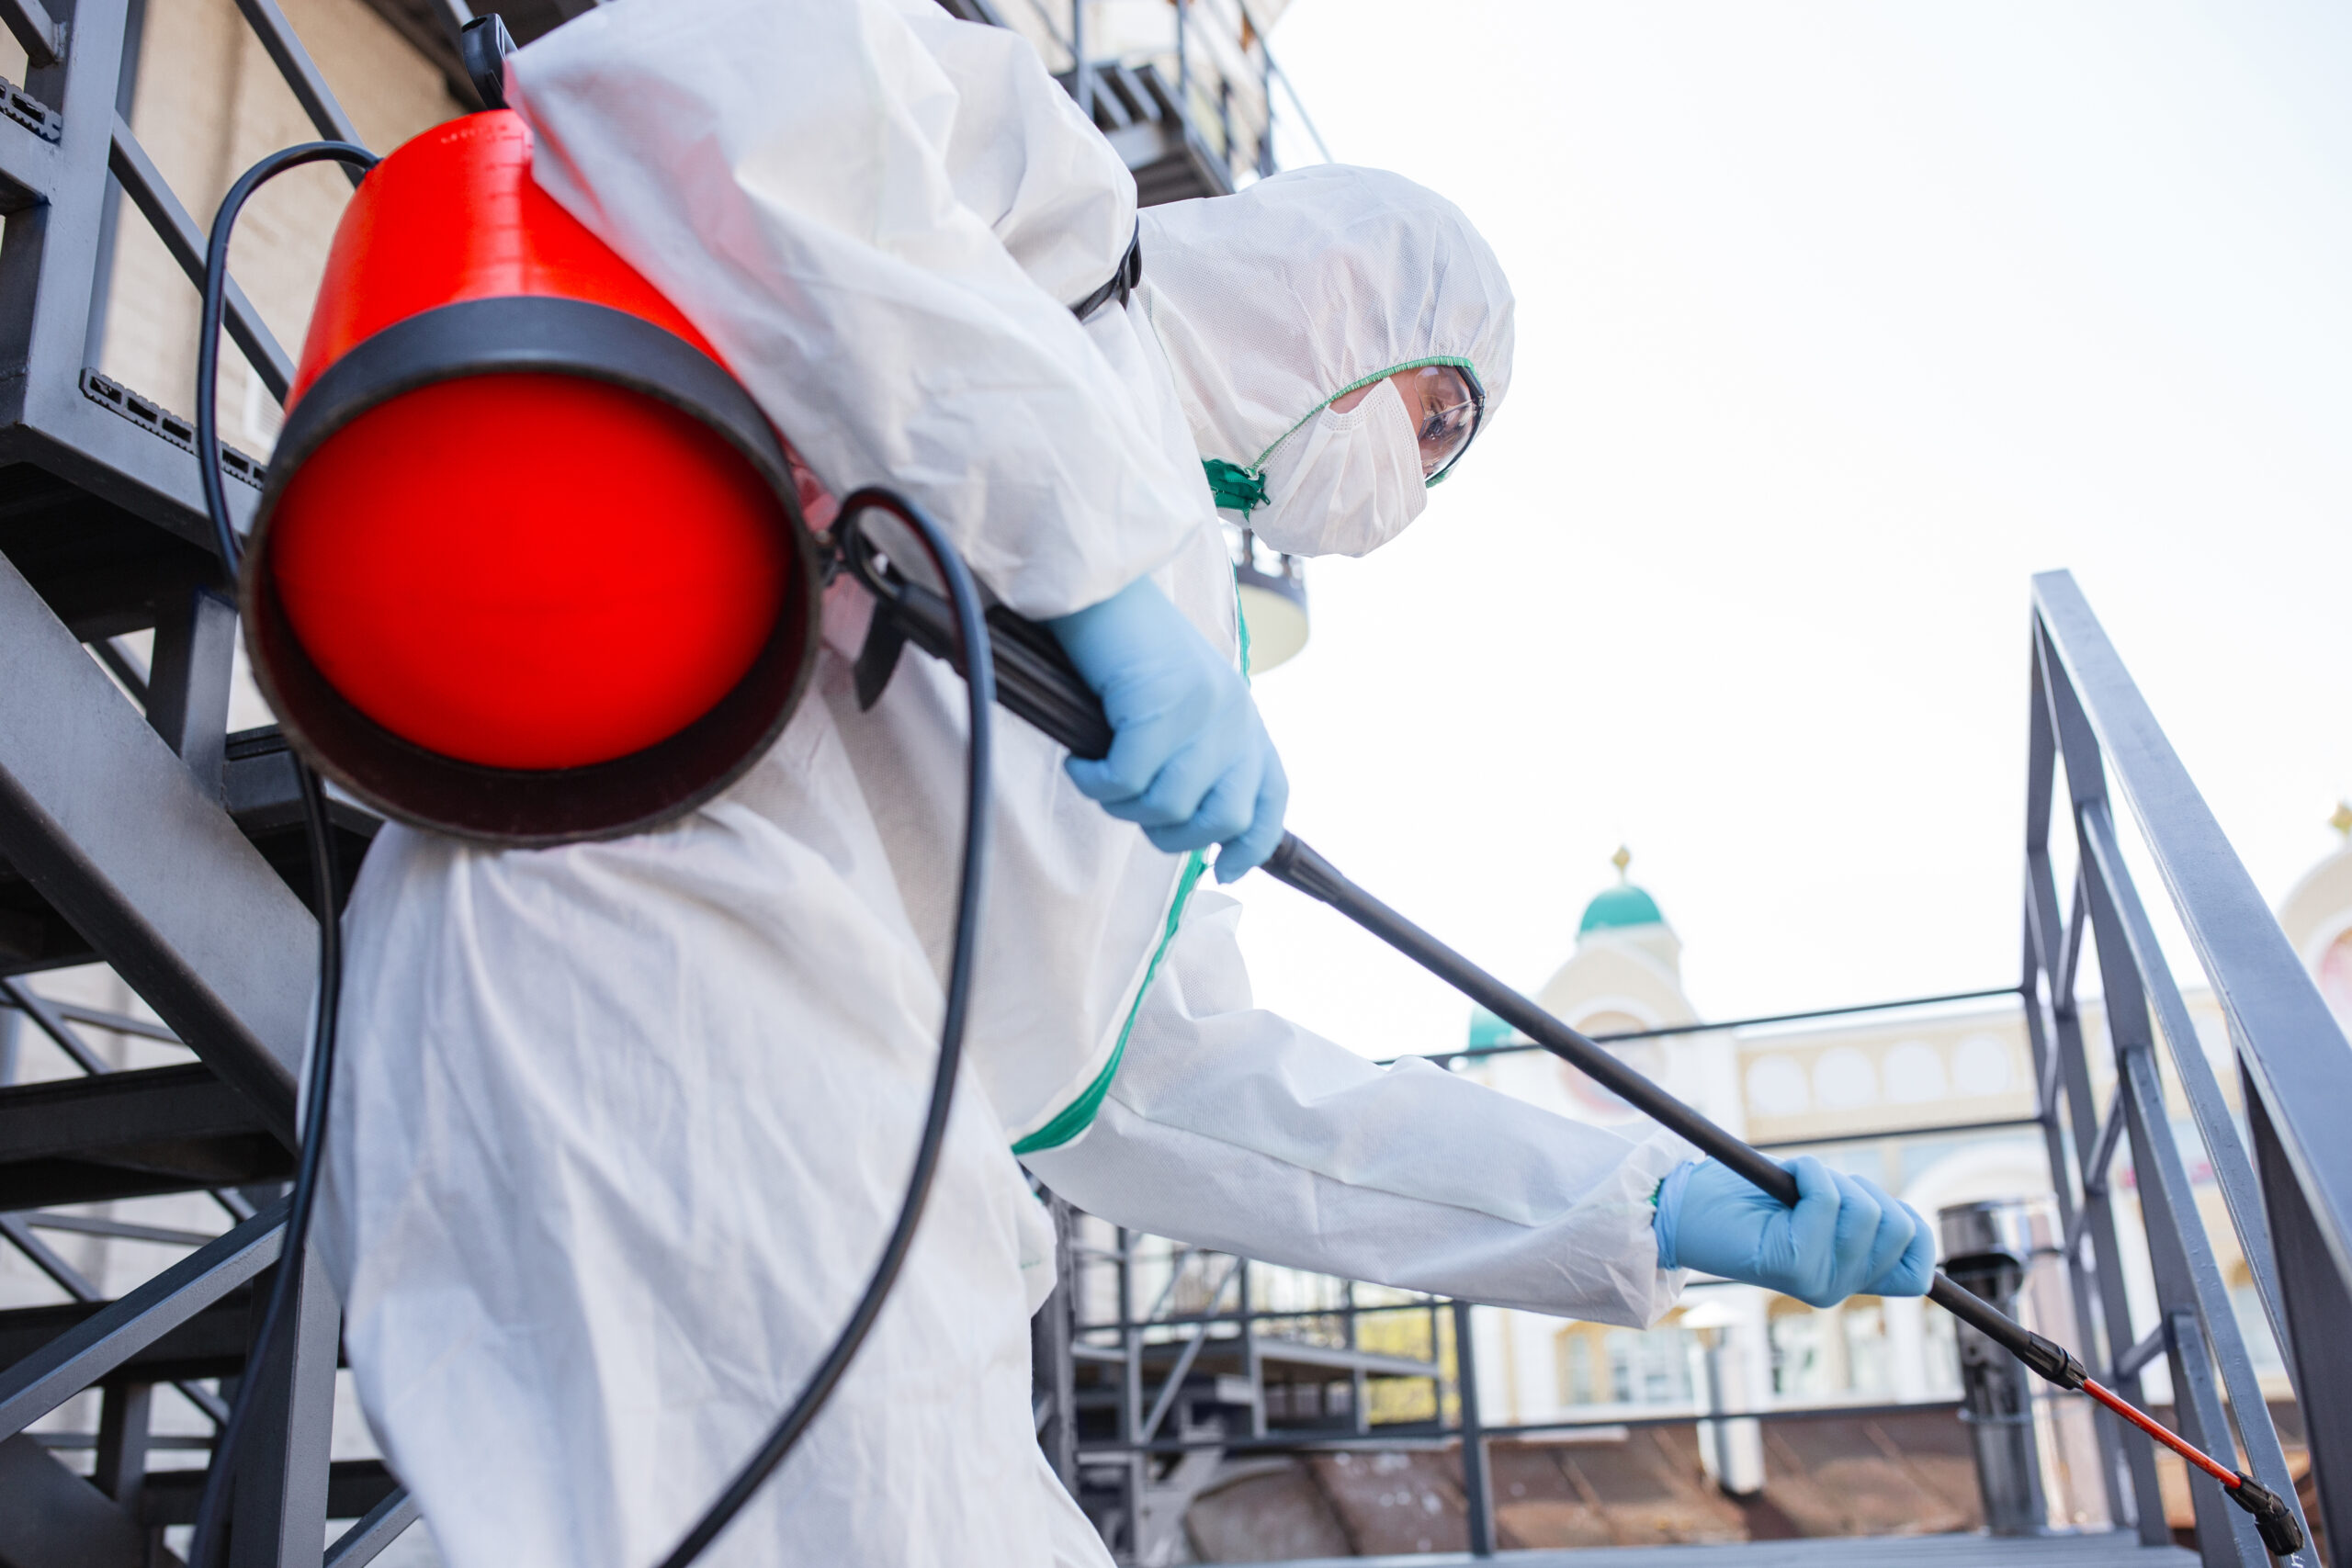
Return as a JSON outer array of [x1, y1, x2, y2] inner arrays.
[[1047, 576, 1288, 881], [1653, 1156, 1934, 1307]]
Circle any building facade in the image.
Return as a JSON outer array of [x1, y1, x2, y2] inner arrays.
[[1455, 821, 2352, 1530]]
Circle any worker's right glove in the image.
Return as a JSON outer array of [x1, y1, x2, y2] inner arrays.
[[1653, 1156, 1934, 1307], [1048, 574, 1288, 880]]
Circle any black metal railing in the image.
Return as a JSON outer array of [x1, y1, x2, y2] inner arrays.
[[2025, 570, 2351, 1566], [1001, 0, 1329, 203]]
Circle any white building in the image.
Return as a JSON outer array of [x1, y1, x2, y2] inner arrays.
[[1456, 818, 2352, 1527]]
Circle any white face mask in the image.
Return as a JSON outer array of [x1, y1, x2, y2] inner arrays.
[[1248, 377, 1429, 558]]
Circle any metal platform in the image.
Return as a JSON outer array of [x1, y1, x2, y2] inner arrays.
[[1268, 1528, 2200, 1568]]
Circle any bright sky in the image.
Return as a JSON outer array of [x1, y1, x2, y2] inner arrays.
[[1228, 2, 2352, 1060]]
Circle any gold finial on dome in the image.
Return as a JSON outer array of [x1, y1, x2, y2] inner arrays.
[[1611, 843, 1632, 881], [2332, 801, 2352, 839]]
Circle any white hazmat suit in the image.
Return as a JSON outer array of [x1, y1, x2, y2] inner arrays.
[[319, 2, 1695, 1565]]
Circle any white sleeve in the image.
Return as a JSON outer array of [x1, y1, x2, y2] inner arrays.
[[507, 0, 1204, 618], [1020, 890, 1697, 1327]]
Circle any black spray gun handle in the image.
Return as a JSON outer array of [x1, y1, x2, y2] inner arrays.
[[831, 493, 2300, 1556]]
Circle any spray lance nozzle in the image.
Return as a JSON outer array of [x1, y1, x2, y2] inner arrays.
[[2230, 1472, 2306, 1558]]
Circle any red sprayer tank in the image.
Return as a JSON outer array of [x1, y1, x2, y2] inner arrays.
[[241, 110, 819, 844]]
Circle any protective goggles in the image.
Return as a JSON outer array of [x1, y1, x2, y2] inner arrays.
[[1400, 363, 1484, 482]]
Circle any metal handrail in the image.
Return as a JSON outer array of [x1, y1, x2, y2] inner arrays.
[[1385, 982, 2025, 1066], [1052, 0, 1322, 190], [2033, 570, 2352, 1287], [2028, 570, 2346, 1565]]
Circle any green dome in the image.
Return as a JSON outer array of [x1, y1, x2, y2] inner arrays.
[[1466, 1006, 1516, 1050], [1578, 884, 1664, 934]]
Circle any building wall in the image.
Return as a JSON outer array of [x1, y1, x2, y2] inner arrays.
[[97, 0, 464, 452]]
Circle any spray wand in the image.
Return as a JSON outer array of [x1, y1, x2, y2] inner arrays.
[[847, 525, 2307, 1560], [1257, 835, 2303, 1557]]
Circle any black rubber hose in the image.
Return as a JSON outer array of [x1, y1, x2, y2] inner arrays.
[[194, 141, 377, 575], [186, 139, 375, 1568], [653, 486, 995, 1567]]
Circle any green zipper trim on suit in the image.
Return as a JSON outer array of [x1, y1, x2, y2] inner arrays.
[[1011, 848, 1209, 1156], [1010, 581, 1253, 1157]]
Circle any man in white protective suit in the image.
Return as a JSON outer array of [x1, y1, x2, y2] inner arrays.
[[319, 1, 1936, 1564]]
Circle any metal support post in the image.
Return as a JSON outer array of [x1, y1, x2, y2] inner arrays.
[[1939, 1202, 2050, 1534], [1032, 1195, 1078, 1492], [1069, 0, 1091, 121], [83, 0, 146, 367], [1238, 1258, 1264, 1438], [1346, 1280, 1368, 1438], [2247, 1081, 2352, 1564], [93, 1376, 153, 1514], [223, 1246, 342, 1568], [2078, 814, 2310, 1562], [1257, 49, 1274, 178], [1450, 1297, 1493, 1557], [2113, 1043, 2267, 1567], [2025, 647, 2161, 1536], [146, 582, 238, 799], [2078, 799, 2288, 1352], [2019, 917, 2129, 1529], [1115, 1225, 1143, 1560]]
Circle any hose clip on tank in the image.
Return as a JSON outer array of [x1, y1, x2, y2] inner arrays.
[[460, 13, 515, 112], [835, 498, 1114, 760]]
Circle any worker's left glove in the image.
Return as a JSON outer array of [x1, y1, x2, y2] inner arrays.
[[1048, 574, 1287, 880], [1653, 1155, 1934, 1307]]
